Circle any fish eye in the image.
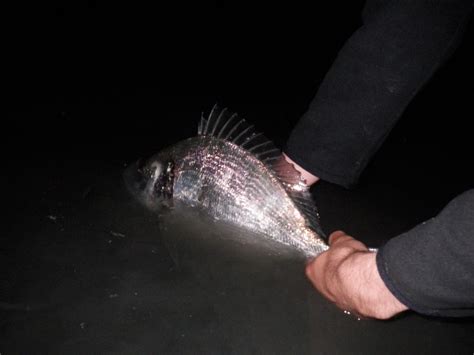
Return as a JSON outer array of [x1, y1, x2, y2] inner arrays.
[[153, 160, 174, 199]]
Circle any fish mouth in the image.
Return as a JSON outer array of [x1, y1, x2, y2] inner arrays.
[[123, 159, 150, 204]]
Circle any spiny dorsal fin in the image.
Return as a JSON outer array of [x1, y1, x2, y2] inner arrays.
[[198, 104, 326, 238], [198, 104, 281, 167]]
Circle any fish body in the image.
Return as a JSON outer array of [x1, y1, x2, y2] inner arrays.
[[124, 106, 328, 257]]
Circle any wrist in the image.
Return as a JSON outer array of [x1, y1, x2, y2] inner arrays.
[[282, 153, 320, 186], [341, 252, 408, 319]]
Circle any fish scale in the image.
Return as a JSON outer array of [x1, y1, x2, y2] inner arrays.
[[124, 106, 329, 258]]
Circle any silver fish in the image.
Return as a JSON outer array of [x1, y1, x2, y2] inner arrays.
[[124, 105, 329, 257]]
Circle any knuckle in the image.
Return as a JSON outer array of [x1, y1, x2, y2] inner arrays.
[[331, 246, 354, 259]]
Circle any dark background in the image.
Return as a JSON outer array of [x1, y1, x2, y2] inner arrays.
[[2, 1, 474, 353], [5, 1, 473, 196]]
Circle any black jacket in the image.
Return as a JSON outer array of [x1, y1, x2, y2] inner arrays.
[[285, 0, 474, 316]]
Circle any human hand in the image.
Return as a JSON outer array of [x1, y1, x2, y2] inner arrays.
[[305, 231, 408, 319]]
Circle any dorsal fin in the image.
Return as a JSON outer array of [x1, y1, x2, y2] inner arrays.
[[198, 104, 326, 238], [198, 104, 281, 168]]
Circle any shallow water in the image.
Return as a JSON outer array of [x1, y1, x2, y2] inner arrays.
[[2, 158, 473, 354]]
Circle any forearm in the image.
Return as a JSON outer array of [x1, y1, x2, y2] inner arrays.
[[286, 0, 473, 187], [376, 189, 474, 317]]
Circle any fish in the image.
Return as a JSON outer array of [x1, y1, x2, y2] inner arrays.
[[123, 105, 329, 257]]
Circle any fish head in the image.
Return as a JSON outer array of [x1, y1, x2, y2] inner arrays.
[[123, 152, 176, 210]]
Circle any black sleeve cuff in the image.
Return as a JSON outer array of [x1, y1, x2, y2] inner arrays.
[[375, 190, 474, 318]]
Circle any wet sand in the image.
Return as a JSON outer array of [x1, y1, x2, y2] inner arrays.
[[2, 99, 473, 353]]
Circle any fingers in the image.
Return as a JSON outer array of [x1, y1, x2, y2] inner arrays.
[[305, 255, 338, 303]]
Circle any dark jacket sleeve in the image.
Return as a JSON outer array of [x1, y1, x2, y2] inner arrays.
[[285, 0, 473, 188], [376, 189, 474, 317]]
